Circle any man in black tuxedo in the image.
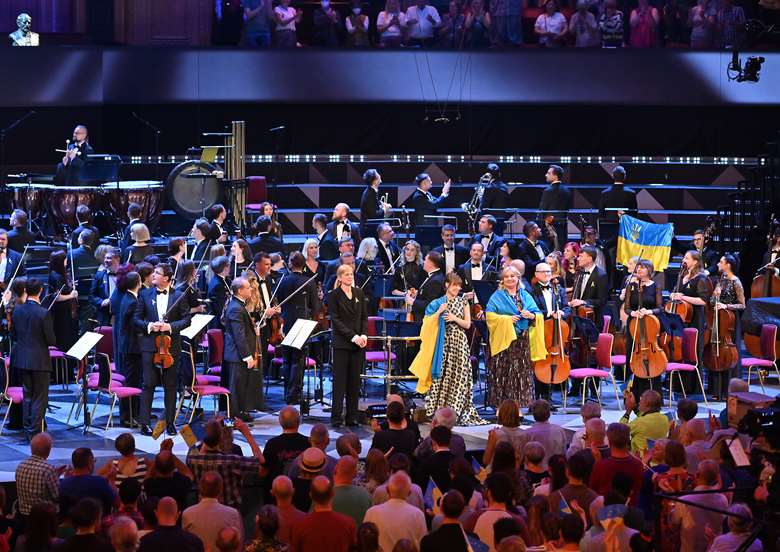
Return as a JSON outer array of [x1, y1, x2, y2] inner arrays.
[[538, 165, 573, 245], [71, 229, 101, 331], [457, 243, 498, 299], [375, 223, 401, 273], [471, 214, 503, 260], [323, 236, 355, 283], [276, 252, 321, 404], [518, 221, 551, 276], [208, 256, 231, 330], [253, 252, 282, 407], [405, 173, 452, 227], [70, 205, 100, 250], [248, 215, 284, 256], [133, 263, 191, 436], [407, 251, 446, 321], [188, 218, 212, 264], [432, 224, 468, 274], [0, 230, 26, 287], [569, 246, 609, 328], [119, 203, 143, 253], [11, 279, 56, 435], [56, 124, 94, 185], [90, 247, 120, 327], [223, 277, 260, 422], [313, 213, 338, 261], [7, 209, 36, 253], [359, 169, 392, 239], [207, 203, 228, 244], [598, 166, 638, 221], [582, 225, 613, 287], [479, 163, 510, 215], [116, 271, 142, 426], [325, 203, 361, 247]]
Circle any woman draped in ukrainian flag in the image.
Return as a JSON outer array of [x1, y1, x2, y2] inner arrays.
[[409, 272, 487, 426], [485, 266, 543, 409]]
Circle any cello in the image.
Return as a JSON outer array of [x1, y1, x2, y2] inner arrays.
[[534, 280, 571, 386], [628, 283, 667, 380], [703, 275, 739, 373], [661, 268, 693, 362], [750, 214, 780, 298]]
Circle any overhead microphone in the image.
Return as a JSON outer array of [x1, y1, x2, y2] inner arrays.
[[268, 125, 286, 132]]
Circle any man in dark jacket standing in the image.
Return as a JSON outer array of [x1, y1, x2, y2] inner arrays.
[[222, 277, 259, 422]]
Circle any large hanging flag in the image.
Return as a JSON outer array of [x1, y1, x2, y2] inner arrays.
[[617, 214, 675, 271]]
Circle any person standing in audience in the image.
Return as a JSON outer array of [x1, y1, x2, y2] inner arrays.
[[589, 423, 644, 505], [548, 453, 599, 525], [246, 505, 290, 552], [689, 0, 716, 48], [143, 449, 195, 510], [439, 0, 466, 47], [620, 389, 668, 455], [465, 0, 492, 48], [569, 0, 600, 46], [371, 401, 420, 457], [406, 0, 441, 46], [183, 472, 244, 551], [629, 0, 660, 47], [15, 433, 60, 517], [524, 400, 567, 467], [346, 0, 371, 46], [139, 497, 204, 552], [244, 0, 274, 47], [60, 497, 113, 552], [364, 472, 427, 552], [717, 0, 745, 48], [312, 0, 342, 46], [59, 448, 116, 515], [670, 460, 728, 552], [378, 0, 407, 46], [274, 0, 301, 47], [421, 490, 486, 551], [109, 515, 139, 552], [270, 476, 306, 545], [534, 0, 568, 47], [599, 0, 624, 47], [292, 476, 358, 552], [332, 456, 373, 526], [263, 407, 311, 483]]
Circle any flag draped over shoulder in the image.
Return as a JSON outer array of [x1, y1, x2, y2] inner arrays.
[[408, 295, 447, 394], [485, 288, 544, 358], [617, 214, 674, 271]]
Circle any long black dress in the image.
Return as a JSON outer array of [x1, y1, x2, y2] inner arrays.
[[680, 272, 712, 392], [708, 276, 745, 399], [623, 281, 662, 403], [48, 271, 78, 380]]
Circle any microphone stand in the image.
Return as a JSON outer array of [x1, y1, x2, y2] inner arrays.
[[0, 110, 36, 213], [132, 112, 162, 182]]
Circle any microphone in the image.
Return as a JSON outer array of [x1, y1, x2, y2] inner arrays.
[[268, 125, 286, 132]]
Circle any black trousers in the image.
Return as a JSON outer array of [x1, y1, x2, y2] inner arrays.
[[139, 353, 178, 426], [22, 370, 49, 433], [120, 352, 141, 422], [332, 347, 364, 424], [227, 361, 261, 415], [282, 345, 302, 403]]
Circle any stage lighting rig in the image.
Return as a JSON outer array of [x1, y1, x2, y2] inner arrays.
[[728, 50, 765, 83]]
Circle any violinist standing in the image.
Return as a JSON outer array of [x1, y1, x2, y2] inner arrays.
[[622, 259, 662, 404], [133, 263, 191, 436], [709, 254, 745, 400]]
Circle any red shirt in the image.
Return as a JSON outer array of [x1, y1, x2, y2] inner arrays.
[[589, 454, 644, 505], [291, 510, 357, 552]]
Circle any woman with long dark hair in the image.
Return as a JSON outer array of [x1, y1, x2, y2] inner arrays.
[[709, 254, 745, 400], [48, 249, 78, 354]]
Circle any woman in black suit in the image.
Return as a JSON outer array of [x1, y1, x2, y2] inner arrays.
[[329, 263, 368, 427]]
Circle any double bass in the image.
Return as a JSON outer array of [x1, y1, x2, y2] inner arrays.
[[703, 275, 739, 373], [628, 283, 667, 380], [534, 280, 571, 386]]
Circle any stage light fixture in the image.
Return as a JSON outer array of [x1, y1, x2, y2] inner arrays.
[[728, 50, 765, 83]]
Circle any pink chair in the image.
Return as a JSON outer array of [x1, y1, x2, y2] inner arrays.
[[0, 358, 22, 434], [206, 329, 224, 378], [743, 324, 779, 392], [91, 353, 142, 431], [49, 347, 69, 390], [177, 344, 231, 423], [665, 327, 708, 409], [569, 333, 621, 408]]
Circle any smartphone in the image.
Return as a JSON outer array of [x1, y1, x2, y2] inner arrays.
[[222, 417, 236, 428]]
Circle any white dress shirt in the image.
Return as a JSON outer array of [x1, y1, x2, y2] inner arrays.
[[540, 284, 554, 314], [336, 219, 351, 241], [0, 254, 8, 282], [577, 268, 594, 299], [470, 262, 483, 281], [443, 247, 455, 274], [147, 287, 170, 333], [380, 240, 395, 272], [481, 233, 493, 252]]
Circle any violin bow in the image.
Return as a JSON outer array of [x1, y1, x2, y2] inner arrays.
[[1, 244, 29, 307]]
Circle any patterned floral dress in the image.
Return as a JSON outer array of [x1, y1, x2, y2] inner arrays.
[[488, 292, 535, 409], [425, 296, 487, 426]]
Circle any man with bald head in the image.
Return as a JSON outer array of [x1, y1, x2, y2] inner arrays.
[[139, 496, 204, 551], [110, 516, 139, 552], [364, 472, 427, 552], [414, 407, 467, 462], [183, 471, 243, 551], [291, 475, 357, 552], [287, 423, 337, 479], [15, 432, 61, 516], [262, 406, 310, 486], [509, 259, 531, 290], [684, 418, 711, 474], [671, 459, 728, 552], [332, 456, 372, 525], [144, 448, 194, 510], [620, 389, 669, 454], [271, 475, 305, 545]]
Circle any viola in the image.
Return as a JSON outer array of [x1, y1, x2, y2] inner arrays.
[[534, 282, 571, 385], [703, 279, 738, 372], [660, 271, 691, 362], [628, 312, 667, 379], [268, 314, 284, 346], [153, 333, 174, 369]]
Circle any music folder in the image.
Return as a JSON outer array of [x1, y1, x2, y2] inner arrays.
[[281, 319, 318, 350], [65, 331, 104, 361], [181, 314, 214, 340]]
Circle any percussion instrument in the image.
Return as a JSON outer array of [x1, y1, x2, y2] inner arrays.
[[8, 183, 45, 222], [165, 160, 222, 220], [49, 185, 102, 228], [103, 181, 164, 232]]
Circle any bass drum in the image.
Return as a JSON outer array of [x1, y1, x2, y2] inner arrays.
[[165, 161, 222, 220]]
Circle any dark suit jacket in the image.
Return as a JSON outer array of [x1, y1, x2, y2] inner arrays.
[[598, 185, 638, 220], [456, 260, 498, 294], [206, 220, 224, 242], [481, 181, 509, 211], [70, 223, 100, 250], [117, 291, 140, 355], [517, 238, 551, 275], [412, 270, 445, 321], [119, 218, 141, 253], [71, 246, 100, 283], [1, 249, 26, 285], [6, 227, 36, 253], [90, 270, 115, 326], [405, 188, 447, 226], [470, 233, 503, 259], [360, 186, 383, 237], [325, 219, 361, 246], [189, 239, 210, 264], [276, 271, 321, 333], [376, 240, 401, 273], [248, 233, 284, 256], [223, 297, 256, 362], [538, 182, 573, 215], [317, 232, 338, 261], [207, 275, 230, 324], [432, 244, 469, 271], [11, 300, 56, 371], [573, 266, 609, 324], [415, 450, 455, 493], [323, 270, 366, 305], [132, 287, 191, 353], [322, 257, 342, 284], [530, 281, 571, 319], [138, 526, 204, 552], [126, 244, 154, 265], [329, 286, 369, 350]]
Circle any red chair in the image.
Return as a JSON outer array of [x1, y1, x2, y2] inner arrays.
[[665, 327, 708, 408], [91, 353, 142, 431], [569, 333, 621, 408], [743, 324, 779, 392], [0, 358, 22, 434], [49, 347, 69, 390], [96, 326, 114, 361], [245, 176, 268, 224], [365, 316, 397, 367], [176, 344, 231, 423], [206, 329, 224, 377]]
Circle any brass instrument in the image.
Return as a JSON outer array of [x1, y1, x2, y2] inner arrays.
[[224, 121, 247, 231], [461, 172, 492, 234]]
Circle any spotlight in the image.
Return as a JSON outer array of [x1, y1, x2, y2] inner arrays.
[[728, 50, 765, 83]]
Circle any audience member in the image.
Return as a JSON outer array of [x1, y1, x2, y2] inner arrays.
[[371, 401, 420, 457], [493, 517, 525, 550], [619, 390, 668, 455], [288, 423, 337, 479], [364, 472, 428, 552], [496, 535, 526, 552], [102, 478, 144, 532], [558, 513, 585, 550], [59, 498, 113, 552], [484, 399, 528, 466], [59, 448, 116, 516], [292, 447, 328, 511], [565, 402, 602, 458], [471, 472, 530, 552], [414, 407, 467, 462], [96, 432, 148, 484], [109, 516, 140, 552], [416, 425, 456, 491], [652, 439, 695, 550], [270, 476, 305, 546], [520, 441, 549, 489], [581, 493, 638, 551], [406, 0, 441, 47], [14, 502, 62, 552], [708, 502, 762, 551], [291, 476, 358, 552], [524, 400, 567, 467], [332, 456, 373, 526], [139, 496, 204, 551], [377, 0, 407, 47], [422, 489, 487, 552], [358, 448, 390, 496], [534, 0, 568, 47], [524, 495, 551, 549], [671, 460, 728, 552], [629, 0, 660, 47], [137, 497, 159, 539], [491, 441, 530, 507], [215, 526, 242, 552], [373, 452, 425, 509], [684, 418, 710, 474], [263, 406, 310, 484], [589, 423, 643, 505], [246, 505, 289, 552], [575, 417, 610, 474], [144, 448, 195, 510], [533, 453, 566, 496], [669, 397, 698, 442], [15, 432, 60, 516], [598, 0, 624, 47], [183, 471, 244, 551], [356, 522, 381, 552], [569, 0, 600, 47], [549, 452, 598, 525]]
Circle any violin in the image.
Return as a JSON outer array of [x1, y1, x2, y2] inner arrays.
[[154, 333, 174, 369], [628, 293, 667, 379], [703, 275, 738, 372], [660, 268, 691, 362], [534, 281, 571, 385]]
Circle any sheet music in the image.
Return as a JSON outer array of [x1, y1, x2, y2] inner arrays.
[[281, 319, 318, 350], [65, 331, 104, 361], [181, 314, 214, 340]]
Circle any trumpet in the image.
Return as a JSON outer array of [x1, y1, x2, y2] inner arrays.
[[461, 172, 492, 220], [380, 192, 392, 215]]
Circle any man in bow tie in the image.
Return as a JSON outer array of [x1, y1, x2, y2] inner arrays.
[[90, 247, 121, 326], [133, 263, 191, 436], [457, 242, 498, 304], [518, 221, 550, 276], [326, 203, 361, 246], [471, 214, 503, 260], [433, 224, 468, 274], [531, 262, 571, 320], [407, 251, 446, 321], [405, 172, 451, 226], [569, 246, 608, 329], [375, 223, 401, 274]]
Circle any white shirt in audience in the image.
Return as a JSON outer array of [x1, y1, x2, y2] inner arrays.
[[406, 4, 441, 39]]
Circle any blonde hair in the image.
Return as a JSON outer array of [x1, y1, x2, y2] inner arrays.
[[403, 240, 422, 264], [357, 237, 379, 261], [301, 238, 320, 259], [498, 266, 522, 290], [545, 252, 562, 278], [335, 263, 354, 289]]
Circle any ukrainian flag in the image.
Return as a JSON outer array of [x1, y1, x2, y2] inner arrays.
[[617, 215, 674, 271]]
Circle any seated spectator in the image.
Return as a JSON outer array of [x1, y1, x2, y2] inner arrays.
[[102, 478, 144, 532], [371, 401, 420, 457], [669, 398, 698, 443], [358, 448, 390, 496], [421, 490, 487, 552], [364, 472, 428, 552], [464, 0, 492, 48], [14, 502, 62, 552], [565, 402, 602, 459], [406, 0, 441, 47], [492, 441, 530, 506], [684, 418, 710, 474], [183, 471, 244, 551], [415, 407, 467, 462], [96, 432, 147, 485], [293, 448, 328, 512], [273, 0, 301, 48], [377, 0, 407, 47], [671, 460, 728, 552], [533, 453, 567, 497], [346, 0, 370, 46], [439, 0, 465, 47], [139, 497, 204, 552], [270, 476, 305, 545], [373, 453, 425, 509], [143, 448, 195, 510], [246, 505, 289, 552], [589, 423, 643, 505], [535, 0, 568, 47], [525, 400, 567, 467], [59, 498, 112, 552], [708, 502, 762, 551], [629, 0, 659, 47], [598, 0, 624, 47], [288, 423, 337, 479], [569, 0, 600, 47], [263, 406, 311, 484], [137, 497, 158, 539], [416, 425, 456, 492], [59, 448, 116, 516], [292, 476, 358, 551], [15, 432, 60, 517], [333, 456, 373, 526], [484, 400, 528, 466], [575, 417, 610, 474], [110, 516, 140, 552], [549, 452, 598, 525], [472, 472, 530, 552], [312, 0, 341, 46], [620, 390, 668, 454], [520, 441, 549, 490], [717, 0, 746, 49]]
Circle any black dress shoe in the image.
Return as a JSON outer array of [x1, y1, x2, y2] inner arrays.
[[139, 424, 153, 436], [166, 424, 177, 436], [331, 420, 343, 428]]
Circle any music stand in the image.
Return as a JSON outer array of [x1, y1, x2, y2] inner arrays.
[[65, 331, 104, 435], [71, 154, 122, 186], [281, 318, 318, 416]]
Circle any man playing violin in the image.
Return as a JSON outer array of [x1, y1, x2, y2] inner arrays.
[[133, 263, 191, 436], [252, 251, 282, 408]]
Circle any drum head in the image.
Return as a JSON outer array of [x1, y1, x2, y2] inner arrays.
[[165, 161, 221, 220]]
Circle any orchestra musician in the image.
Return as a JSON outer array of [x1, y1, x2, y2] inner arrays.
[[0, 230, 26, 286], [167, 238, 187, 282], [90, 247, 121, 327], [405, 173, 452, 227], [252, 251, 282, 407], [229, 239, 253, 279], [223, 277, 261, 422], [5, 277, 28, 431], [407, 251, 446, 322], [119, 203, 143, 253], [762, 229, 780, 271], [126, 224, 154, 264], [569, 245, 609, 329], [324, 252, 366, 301], [133, 263, 191, 436], [471, 214, 504, 260], [56, 125, 94, 185], [375, 223, 401, 273], [518, 221, 551, 276], [538, 165, 572, 245], [70, 205, 100, 250], [598, 166, 638, 221], [581, 226, 611, 282], [12, 278, 56, 436], [530, 262, 570, 401], [175, 260, 207, 317], [313, 213, 337, 261], [301, 238, 326, 283], [189, 219, 212, 264], [207, 204, 228, 243], [457, 243, 498, 302], [259, 202, 285, 241], [276, 252, 321, 404], [328, 263, 368, 427], [359, 168, 392, 238], [545, 253, 564, 287], [248, 216, 284, 257], [136, 262, 154, 291], [323, 236, 355, 283], [7, 209, 36, 253], [208, 256, 232, 330], [325, 203, 361, 247], [47, 250, 78, 357], [479, 163, 509, 215], [561, 241, 581, 296], [433, 225, 468, 274], [485, 266, 541, 409], [116, 271, 142, 427], [392, 240, 425, 299], [709, 254, 745, 401]]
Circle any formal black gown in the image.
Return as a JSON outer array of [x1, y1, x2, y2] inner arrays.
[[623, 281, 662, 402], [680, 272, 712, 391], [708, 276, 745, 399]]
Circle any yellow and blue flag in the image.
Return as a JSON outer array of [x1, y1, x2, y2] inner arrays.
[[617, 215, 674, 271]]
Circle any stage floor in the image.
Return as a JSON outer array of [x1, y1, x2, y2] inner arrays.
[[0, 371, 775, 483]]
